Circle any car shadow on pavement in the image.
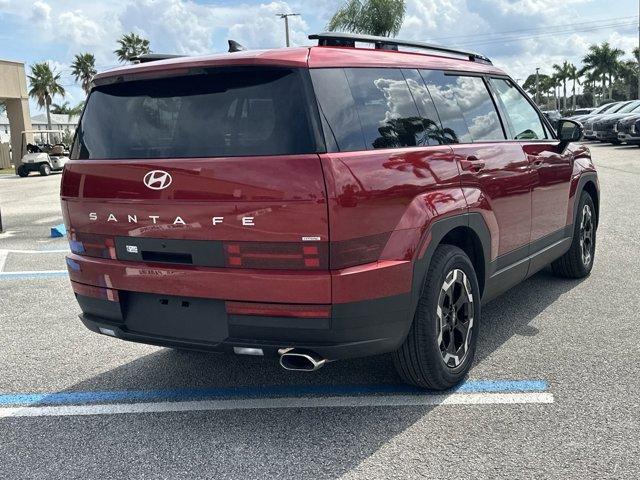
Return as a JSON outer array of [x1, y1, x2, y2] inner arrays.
[[0, 268, 584, 479]]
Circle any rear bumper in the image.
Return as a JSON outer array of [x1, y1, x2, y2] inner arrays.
[[76, 291, 410, 360], [594, 130, 617, 141], [67, 254, 414, 360], [618, 133, 640, 143]]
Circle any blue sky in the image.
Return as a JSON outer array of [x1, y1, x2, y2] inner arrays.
[[1, 0, 638, 114]]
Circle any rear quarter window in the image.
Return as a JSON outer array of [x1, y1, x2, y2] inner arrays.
[[73, 68, 318, 159], [311, 67, 449, 151]]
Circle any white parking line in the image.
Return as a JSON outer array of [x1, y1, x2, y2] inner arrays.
[[0, 248, 69, 254], [0, 250, 8, 272], [0, 392, 554, 418]]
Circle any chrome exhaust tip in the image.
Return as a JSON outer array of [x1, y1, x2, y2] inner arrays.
[[278, 349, 326, 372]]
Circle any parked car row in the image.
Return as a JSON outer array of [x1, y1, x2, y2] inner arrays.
[[567, 100, 640, 146]]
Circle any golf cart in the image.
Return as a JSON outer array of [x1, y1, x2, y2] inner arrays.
[[17, 130, 70, 177]]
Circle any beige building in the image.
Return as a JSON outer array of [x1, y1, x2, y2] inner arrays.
[[0, 59, 32, 170]]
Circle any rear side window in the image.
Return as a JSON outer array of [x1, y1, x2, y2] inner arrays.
[[489, 78, 546, 140], [73, 68, 317, 159], [401, 69, 449, 145], [343, 68, 422, 149], [421, 71, 505, 143], [418, 70, 471, 144]]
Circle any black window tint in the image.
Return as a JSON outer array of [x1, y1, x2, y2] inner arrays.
[[344, 68, 425, 149], [419, 70, 471, 144], [309, 68, 365, 152], [490, 78, 546, 140], [73, 68, 316, 160], [401, 69, 448, 145]]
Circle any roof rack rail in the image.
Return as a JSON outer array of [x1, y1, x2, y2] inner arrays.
[[131, 53, 184, 64], [308, 32, 492, 64]]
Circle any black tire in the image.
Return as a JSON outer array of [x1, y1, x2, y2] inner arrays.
[[393, 245, 481, 390], [39, 163, 51, 176], [551, 191, 596, 278], [17, 165, 29, 177]]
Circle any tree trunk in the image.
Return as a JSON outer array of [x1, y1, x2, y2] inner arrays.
[[563, 81, 567, 112], [608, 73, 613, 100], [45, 98, 52, 131], [572, 80, 576, 111]]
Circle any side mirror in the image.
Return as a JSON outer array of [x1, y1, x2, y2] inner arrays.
[[557, 119, 583, 146]]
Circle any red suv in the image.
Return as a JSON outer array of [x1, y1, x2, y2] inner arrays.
[[61, 33, 599, 389]]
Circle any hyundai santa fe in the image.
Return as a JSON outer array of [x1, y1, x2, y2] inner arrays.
[[62, 32, 599, 389]]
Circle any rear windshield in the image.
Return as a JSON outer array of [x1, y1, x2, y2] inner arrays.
[[72, 68, 318, 159]]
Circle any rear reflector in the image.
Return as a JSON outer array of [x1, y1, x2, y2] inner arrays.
[[98, 327, 117, 337], [226, 301, 331, 318], [233, 347, 264, 356], [330, 232, 390, 270], [224, 242, 328, 270], [69, 231, 116, 259]]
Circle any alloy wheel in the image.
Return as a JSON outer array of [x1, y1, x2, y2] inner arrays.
[[579, 204, 594, 267], [436, 268, 474, 368]]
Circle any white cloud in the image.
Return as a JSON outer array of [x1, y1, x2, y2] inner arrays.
[[30, 0, 51, 22], [58, 10, 105, 46]]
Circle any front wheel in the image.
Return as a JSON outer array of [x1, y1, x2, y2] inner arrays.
[[551, 191, 596, 278], [393, 245, 480, 390], [17, 165, 29, 177], [39, 163, 51, 176]]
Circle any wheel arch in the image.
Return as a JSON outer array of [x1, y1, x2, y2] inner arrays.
[[572, 172, 599, 229], [409, 213, 491, 324], [581, 179, 599, 228]]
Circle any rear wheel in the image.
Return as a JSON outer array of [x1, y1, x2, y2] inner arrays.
[[551, 191, 596, 278], [17, 165, 29, 177], [39, 163, 51, 176], [393, 245, 480, 390]]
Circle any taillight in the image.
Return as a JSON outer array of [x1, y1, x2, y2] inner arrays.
[[226, 301, 330, 318], [330, 232, 390, 270], [223, 242, 328, 270]]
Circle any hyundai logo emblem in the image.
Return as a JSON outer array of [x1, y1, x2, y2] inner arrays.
[[143, 170, 173, 190]]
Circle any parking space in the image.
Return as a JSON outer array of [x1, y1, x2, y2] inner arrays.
[[0, 143, 639, 478]]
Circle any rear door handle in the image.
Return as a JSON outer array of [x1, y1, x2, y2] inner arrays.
[[460, 156, 485, 172]]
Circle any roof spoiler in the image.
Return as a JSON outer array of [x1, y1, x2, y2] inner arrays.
[[131, 53, 184, 64], [308, 32, 492, 64]]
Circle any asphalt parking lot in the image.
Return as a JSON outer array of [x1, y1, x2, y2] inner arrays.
[[0, 142, 638, 479]]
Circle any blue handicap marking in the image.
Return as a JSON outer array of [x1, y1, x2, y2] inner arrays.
[[50, 223, 67, 238]]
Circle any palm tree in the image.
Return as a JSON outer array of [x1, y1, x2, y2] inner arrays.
[[615, 60, 638, 100], [70, 53, 97, 95], [566, 63, 580, 111], [328, 0, 406, 37], [51, 101, 84, 116], [28, 62, 65, 130], [552, 61, 572, 112], [114, 32, 151, 63], [583, 42, 624, 102], [580, 69, 600, 107], [51, 101, 71, 115]]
